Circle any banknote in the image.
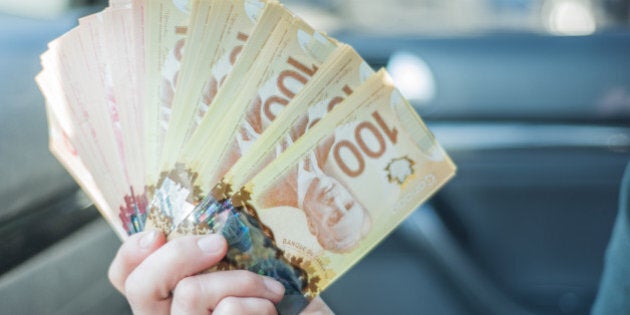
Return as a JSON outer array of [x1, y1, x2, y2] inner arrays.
[[146, 6, 338, 234], [178, 2, 294, 169], [130, 0, 145, 146], [37, 49, 131, 238], [187, 9, 338, 193], [171, 69, 456, 312], [144, 0, 193, 185], [100, 6, 146, 188], [37, 2, 459, 313], [80, 9, 149, 234], [152, 45, 370, 233], [224, 44, 374, 189], [159, 0, 273, 172], [39, 24, 145, 236], [45, 100, 129, 240]]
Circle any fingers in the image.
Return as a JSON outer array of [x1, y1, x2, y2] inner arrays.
[[108, 230, 166, 294], [213, 297, 277, 315], [170, 270, 285, 314], [124, 234, 228, 315], [110, 232, 287, 315]]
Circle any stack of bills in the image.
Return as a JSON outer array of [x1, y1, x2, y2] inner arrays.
[[36, 0, 456, 313]]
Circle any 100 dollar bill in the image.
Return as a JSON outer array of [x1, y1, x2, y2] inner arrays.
[[190, 12, 338, 195], [159, 0, 273, 171], [38, 31, 137, 238], [146, 5, 338, 233], [144, 0, 193, 184], [144, 3, 289, 233], [224, 44, 374, 189], [171, 69, 456, 310]]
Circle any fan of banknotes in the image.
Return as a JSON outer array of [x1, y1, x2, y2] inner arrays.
[[36, 0, 456, 313]]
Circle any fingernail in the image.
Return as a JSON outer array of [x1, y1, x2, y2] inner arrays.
[[263, 276, 285, 296], [139, 230, 158, 249], [197, 235, 223, 254]]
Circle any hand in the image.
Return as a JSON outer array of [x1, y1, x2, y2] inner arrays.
[[108, 230, 285, 314]]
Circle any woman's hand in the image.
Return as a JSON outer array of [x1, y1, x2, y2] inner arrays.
[[108, 230, 285, 315]]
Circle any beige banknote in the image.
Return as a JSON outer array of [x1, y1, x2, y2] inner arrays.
[[159, 0, 273, 172], [44, 100, 128, 240], [37, 46, 129, 238], [145, 4, 296, 232], [99, 6, 146, 197], [224, 44, 374, 189], [78, 11, 149, 235], [186, 6, 338, 192], [144, 0, 193, 184], [39, 24, 145, 236], [99, 7, 150, 233], [173, 69, 455, 302], [79, 9, 148, 229]]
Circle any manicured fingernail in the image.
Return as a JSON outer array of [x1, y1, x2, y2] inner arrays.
[[139, 230, 158, 249], [263, 277, 285, 296], [197, 235, 223, 254]]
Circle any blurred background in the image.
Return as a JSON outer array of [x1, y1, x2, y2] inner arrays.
[[1, 0, 629, 314]]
